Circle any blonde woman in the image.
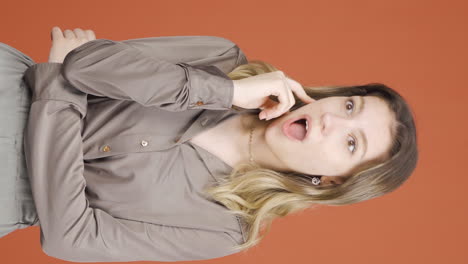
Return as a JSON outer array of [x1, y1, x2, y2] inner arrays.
[[0, 27, 418, 262]]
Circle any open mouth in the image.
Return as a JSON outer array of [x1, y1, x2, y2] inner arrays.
[[282, 115, 310, 141]]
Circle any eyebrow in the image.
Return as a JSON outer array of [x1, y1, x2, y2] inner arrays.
[[356, 96, 368, 160]]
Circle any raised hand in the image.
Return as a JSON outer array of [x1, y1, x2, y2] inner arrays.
[[232, 71, 315, 120], [48, 26, 96, 63]]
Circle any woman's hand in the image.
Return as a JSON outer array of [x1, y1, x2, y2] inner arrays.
[[232, 71, 316, 120], [48, 26, 96, 63]]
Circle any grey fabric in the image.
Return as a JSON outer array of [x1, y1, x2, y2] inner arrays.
[[15, 36, 257, 262], [0, 42, 39, 239]]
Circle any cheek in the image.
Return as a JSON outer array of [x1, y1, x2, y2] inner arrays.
[[313, 148, 348, 176], [321, 139, 347, 166]]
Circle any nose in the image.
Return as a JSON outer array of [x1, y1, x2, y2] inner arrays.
[[321, 112, 350, 136]]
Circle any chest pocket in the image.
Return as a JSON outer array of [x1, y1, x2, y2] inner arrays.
[[84, 133, 177, 160]]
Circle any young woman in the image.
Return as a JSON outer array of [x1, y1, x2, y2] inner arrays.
[[0, 27, 418, 262]]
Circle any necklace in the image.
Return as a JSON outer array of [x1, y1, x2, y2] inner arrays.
[[249, 125, 255, 163]]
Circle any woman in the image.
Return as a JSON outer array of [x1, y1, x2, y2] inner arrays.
[[0, 27, 418, 262]]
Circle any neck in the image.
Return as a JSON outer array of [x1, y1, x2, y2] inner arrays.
[[232, 114, 288, 172]]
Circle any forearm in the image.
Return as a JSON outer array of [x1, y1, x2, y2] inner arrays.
[[61, 37, 245, 111], [22, 62, 89, 247]]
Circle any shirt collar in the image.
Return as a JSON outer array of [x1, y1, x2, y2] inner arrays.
[[181, 107, 259, 243]]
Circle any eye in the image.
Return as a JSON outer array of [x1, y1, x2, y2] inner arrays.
[[347, 135, 357, 154], [345, 99, 354, 114], [345, 98, 358, 154]]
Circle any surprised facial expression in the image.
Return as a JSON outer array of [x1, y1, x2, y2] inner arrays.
[[264, 95, 396, 178]]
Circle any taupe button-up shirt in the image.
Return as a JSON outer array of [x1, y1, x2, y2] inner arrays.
[[22, 36, 258, 262]]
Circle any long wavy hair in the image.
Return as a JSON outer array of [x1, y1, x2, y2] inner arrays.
[[201, 60, 419, 252]]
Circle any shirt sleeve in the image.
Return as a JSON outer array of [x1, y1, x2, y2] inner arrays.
[[23, 63, 242, 262], [61, 36, 248, 112]]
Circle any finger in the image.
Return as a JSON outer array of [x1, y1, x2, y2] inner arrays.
[[286, 77, 315, 103], [85, 29, 96, 40], [268, 87, 290, 120], [73, 28, 87, 39], [260, 98, 279, 120], [51, 26, 63, 41], [283, 77, 296, 112], [275, 76, 294, 118], [259, 98, 278, 119], [63, 29, 75, 39], [289, 77, 315, 103], [275, 78, 294, 119], [258, 98, 278, 119]]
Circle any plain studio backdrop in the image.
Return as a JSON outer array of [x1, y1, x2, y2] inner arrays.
[[0, 0, 466, 263]]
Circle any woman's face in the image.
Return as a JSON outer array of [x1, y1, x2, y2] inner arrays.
[[264, 95, 396, 182]]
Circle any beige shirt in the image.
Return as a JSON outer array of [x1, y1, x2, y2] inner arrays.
[[22, 36, 257, 262]]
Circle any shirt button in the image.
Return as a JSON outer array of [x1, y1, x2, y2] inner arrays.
[[200, 118, 209, 126], [141, 140, 149, 147], [196, 101, 204, 106], [101, 145, 111, 152]]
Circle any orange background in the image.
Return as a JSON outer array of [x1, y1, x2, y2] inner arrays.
[[1, 0, 467, 263]]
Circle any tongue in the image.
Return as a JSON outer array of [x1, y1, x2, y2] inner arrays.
[[287, 122, 306, 140]]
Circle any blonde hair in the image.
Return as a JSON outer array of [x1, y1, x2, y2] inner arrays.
[[201, 60, 419, 252]]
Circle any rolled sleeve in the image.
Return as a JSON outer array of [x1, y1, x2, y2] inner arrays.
[[176, 62, 235, 110], [61, 37, 245, 112], [22, 63, 87, 119]]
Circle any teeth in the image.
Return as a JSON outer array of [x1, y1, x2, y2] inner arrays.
[[305, 119, 309, 131]]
